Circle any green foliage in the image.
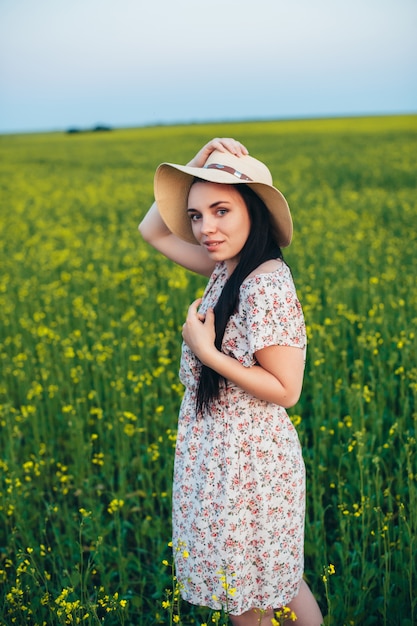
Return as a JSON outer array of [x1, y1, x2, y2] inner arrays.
[[0, 115, 416, 624]]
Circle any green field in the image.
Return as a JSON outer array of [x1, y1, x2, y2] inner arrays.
[[0, 115, 416, 625]]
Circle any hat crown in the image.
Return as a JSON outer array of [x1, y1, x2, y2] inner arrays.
[[204, 150, 273, 186]]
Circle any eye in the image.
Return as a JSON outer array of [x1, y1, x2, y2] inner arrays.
[[187, 211, 201, 222], [217, 208, 229, 216], [191, 214, 201, 221]]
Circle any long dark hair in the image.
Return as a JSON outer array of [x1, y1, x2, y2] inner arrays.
[[196, 183, 284, 413]]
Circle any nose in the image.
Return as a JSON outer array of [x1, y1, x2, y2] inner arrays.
[[200, 215, 216, 235]]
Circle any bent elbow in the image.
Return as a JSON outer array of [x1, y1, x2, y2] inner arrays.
[[138, 221, 160, 247], [138, 220, 150, 241], [282, 398, 299, 409], [280, 387, 302, 409]]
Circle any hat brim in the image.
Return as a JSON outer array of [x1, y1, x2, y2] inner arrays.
[[154, 162, 293, 247]]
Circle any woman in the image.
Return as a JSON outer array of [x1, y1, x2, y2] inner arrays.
[[139, 138, 323, 626]]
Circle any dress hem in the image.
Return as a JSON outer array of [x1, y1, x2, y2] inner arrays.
[[179, 576, 303, 616]]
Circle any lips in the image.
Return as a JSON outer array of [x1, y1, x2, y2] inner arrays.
[[204, 240, 223, 251]]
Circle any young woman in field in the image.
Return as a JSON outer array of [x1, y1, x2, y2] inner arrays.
[[139, 138, 323, 626]]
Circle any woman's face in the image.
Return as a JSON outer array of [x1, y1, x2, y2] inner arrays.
[[187, 182, 251, 274]]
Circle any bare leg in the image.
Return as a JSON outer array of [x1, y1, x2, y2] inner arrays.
[[285, 580, 323, 626], [229, 607, 275, 626], [229, 581, 323, 626]]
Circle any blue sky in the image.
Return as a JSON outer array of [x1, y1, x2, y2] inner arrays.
[[1, 0, 416, 133]]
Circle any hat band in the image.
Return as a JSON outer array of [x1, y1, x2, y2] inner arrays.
[[204, 163, 253, 181]]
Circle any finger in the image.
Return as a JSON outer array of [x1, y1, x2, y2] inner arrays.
[[204, 307, 215, 323], [219, 138, 249, 157], [209, 138, 227, 153], [233, 140, 249, 156], [187, 298, 202, 317]]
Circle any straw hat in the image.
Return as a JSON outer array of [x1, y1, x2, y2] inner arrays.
[[154, 149, 293, 247]]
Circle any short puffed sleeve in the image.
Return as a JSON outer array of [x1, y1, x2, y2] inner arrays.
[[222, 264, 306, 367]]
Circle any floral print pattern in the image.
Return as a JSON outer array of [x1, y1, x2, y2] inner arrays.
[[173, 261, 307, 615]]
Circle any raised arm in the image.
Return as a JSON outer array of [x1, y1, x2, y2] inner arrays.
[[138, 138, 248, 276]]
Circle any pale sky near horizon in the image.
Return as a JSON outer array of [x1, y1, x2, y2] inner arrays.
[[0, 0, 416, 133]]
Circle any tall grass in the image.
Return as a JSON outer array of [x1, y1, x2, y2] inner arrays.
[[0, 115, 416, 625]]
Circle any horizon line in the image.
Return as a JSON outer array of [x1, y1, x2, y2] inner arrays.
[[1, 110, 416, 137]]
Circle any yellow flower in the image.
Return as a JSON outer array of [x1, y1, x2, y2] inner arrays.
[[107, 499, 124, 514]]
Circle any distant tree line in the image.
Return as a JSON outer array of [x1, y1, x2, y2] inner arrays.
[[66, 125, 112, 134]]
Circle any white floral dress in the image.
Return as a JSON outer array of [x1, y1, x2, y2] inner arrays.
[[172, 260, 307, 615]]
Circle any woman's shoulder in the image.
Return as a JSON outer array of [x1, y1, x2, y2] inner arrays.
[[243, 258, 290, 284], [238, 260, 297, 303]]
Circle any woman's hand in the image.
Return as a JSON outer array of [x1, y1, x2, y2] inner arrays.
[[187, 138, 248, 168], [182, 298, 217, 364]]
